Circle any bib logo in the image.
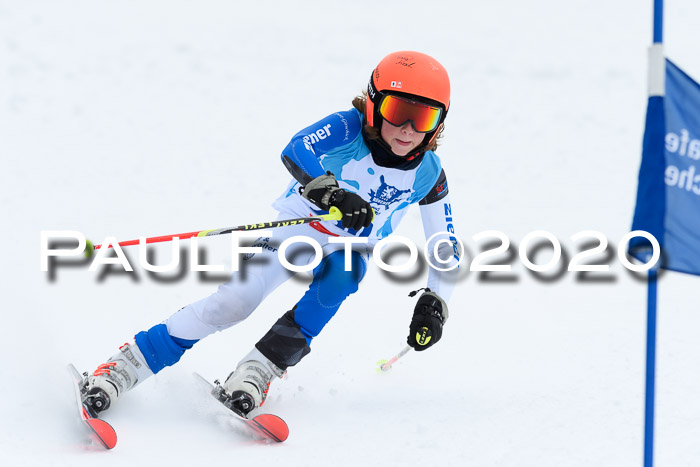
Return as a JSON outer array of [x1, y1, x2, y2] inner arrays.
[[369, 175, 412, 212]]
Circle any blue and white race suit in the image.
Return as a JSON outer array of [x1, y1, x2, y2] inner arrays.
[[134, 109, 461, 373]]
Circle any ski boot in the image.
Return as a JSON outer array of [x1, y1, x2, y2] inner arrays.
[[80, 342, 153, 416], [216, 348, 285, 417]]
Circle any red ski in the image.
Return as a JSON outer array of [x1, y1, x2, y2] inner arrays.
[[68, 364, 118, 449], [193, 372, 289, 443]]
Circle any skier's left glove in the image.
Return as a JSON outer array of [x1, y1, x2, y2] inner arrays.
[[407, 289, 449, 351]]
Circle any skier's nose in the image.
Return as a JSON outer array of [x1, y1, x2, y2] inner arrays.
[[400, 121, 415, 134]]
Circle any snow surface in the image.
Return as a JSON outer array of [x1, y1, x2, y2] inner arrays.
[[2, 1, 699, 466]]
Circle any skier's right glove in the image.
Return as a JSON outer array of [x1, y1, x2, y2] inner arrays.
[[302, 172, 373, 231], [407, 289, 449, 351]]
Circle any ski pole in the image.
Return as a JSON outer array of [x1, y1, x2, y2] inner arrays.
[[85, 207, 344, 257], [376, 345, 412, 373]]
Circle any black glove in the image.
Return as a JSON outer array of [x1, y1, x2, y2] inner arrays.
[[407, 289, 449, 351], [302, 172, 372, 231]]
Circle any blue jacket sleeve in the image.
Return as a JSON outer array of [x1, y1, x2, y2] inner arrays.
[[281, 110, 363, 185]]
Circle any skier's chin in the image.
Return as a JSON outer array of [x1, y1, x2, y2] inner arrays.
[[390, 143, 414, 157]]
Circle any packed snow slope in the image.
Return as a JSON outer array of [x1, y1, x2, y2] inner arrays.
[[2, 1, 699, 466]]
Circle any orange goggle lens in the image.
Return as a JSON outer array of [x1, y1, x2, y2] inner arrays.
[[378, 94, 443, 133]]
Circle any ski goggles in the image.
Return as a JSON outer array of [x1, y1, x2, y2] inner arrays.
[[378, 94, 443, 133]]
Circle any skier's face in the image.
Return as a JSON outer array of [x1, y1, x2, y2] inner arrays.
[[380, 119, 425, 156]]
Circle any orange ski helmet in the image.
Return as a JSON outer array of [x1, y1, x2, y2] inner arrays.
[[366, 51, 450, 148]]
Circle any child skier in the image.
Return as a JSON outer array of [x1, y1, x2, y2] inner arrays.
[[80, 50, 461, 418]]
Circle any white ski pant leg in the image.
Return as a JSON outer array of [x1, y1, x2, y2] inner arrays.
[[164, 220, 332, 341]]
